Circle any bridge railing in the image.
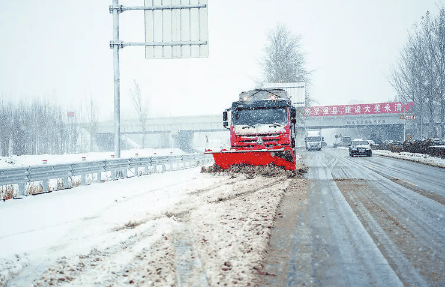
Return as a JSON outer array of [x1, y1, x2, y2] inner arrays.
[[0, 153, 214, 200]]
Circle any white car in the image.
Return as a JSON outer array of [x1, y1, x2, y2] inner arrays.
[[349, 139, 372, 157]]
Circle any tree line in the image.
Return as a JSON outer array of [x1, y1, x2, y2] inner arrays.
[[0, 98, 99, 157], [391, 7, 445, 139]]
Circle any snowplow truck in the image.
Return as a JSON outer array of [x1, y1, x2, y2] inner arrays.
[[206, 88, 298, 171]]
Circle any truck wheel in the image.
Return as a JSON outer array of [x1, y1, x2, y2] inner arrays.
[[368, 151, 372, 157]]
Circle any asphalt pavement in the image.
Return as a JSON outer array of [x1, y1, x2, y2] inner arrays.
[[265, 147, 445, 286]]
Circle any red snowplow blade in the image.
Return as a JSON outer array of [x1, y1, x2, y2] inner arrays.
[[205, 149, 296, 171]]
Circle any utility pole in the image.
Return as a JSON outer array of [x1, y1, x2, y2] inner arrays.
[[110, 0, 121, 158], [403, 105, 406, 142]]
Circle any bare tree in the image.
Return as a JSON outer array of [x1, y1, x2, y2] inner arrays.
[[432, 7, 445, 137], [260, 24, 313, 107], [0, 100, 13, 156], [391, 30, 429, 139], [130, 80, 149, 149], [420, 12, 439, 137], [84, 96, 99, 152], [389, 8, 445, 139], [261, 24, 308, 82]]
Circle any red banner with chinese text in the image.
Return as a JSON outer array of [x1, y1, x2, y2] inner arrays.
[[303, 101, 413, 117]]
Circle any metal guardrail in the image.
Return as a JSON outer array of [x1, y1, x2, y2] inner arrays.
[[0, 154, 213, 199]]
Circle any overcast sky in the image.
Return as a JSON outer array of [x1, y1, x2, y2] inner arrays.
[[1, 0, 444, 120]]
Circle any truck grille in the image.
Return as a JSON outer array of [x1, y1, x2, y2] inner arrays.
[[234, 134, 288, 148]]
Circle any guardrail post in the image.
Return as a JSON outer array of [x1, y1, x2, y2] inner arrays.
[[81, 174, 86, 186], [123, 160, 128, 178], [171, 158, 176, 171], [43, 179, 49, 193], [97, 170, 101, 183], [18, 182, 26, 197], [63, 176, 70, 189], [168, 158, 173, 171]]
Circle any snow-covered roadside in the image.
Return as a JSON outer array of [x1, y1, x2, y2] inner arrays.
[[335, 146, 445, 168], [0, 148, 193, 200], [1, 163, 297, 286], [1, 168, 215, 285], [373, 149, 445, 168]]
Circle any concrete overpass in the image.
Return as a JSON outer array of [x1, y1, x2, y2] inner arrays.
[[94, 115, 227, 152], [93, 101, 415, 151], [97, 115, 223, 134]]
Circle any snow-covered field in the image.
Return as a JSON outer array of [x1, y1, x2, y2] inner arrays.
[[0, 150, 301, 286]]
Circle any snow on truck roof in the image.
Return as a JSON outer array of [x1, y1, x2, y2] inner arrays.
[[239, 89, 289, 102]]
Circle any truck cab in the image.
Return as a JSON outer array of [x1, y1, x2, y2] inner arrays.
[[209, 88, 298, 171], [223, 89, 297, 151]]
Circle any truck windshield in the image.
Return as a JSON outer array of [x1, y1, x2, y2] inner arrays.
[[307, 136, 321, 142], [232, 108, 287, 126]]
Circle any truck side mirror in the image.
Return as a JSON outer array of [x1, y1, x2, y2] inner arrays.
[[291, 118, 296, 124], [223, 111, 229, 129], [291, 108, 296, 118]]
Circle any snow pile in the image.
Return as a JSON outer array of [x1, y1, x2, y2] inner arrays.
[[31, 219, 178, 286], [189, 175, 291, 286], [201, 154, 305, 178], [373, 150, 445, 168], [202, 163, 297, 178]]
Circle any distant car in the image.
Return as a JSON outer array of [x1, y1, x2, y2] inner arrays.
[[349, 139, 372, 157], [367, 139, 379, 149]]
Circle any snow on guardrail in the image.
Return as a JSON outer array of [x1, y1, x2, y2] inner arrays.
[[0, 154, 213, 200]]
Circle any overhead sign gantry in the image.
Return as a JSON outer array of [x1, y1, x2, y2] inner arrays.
[[109, 0, 209, 157]]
